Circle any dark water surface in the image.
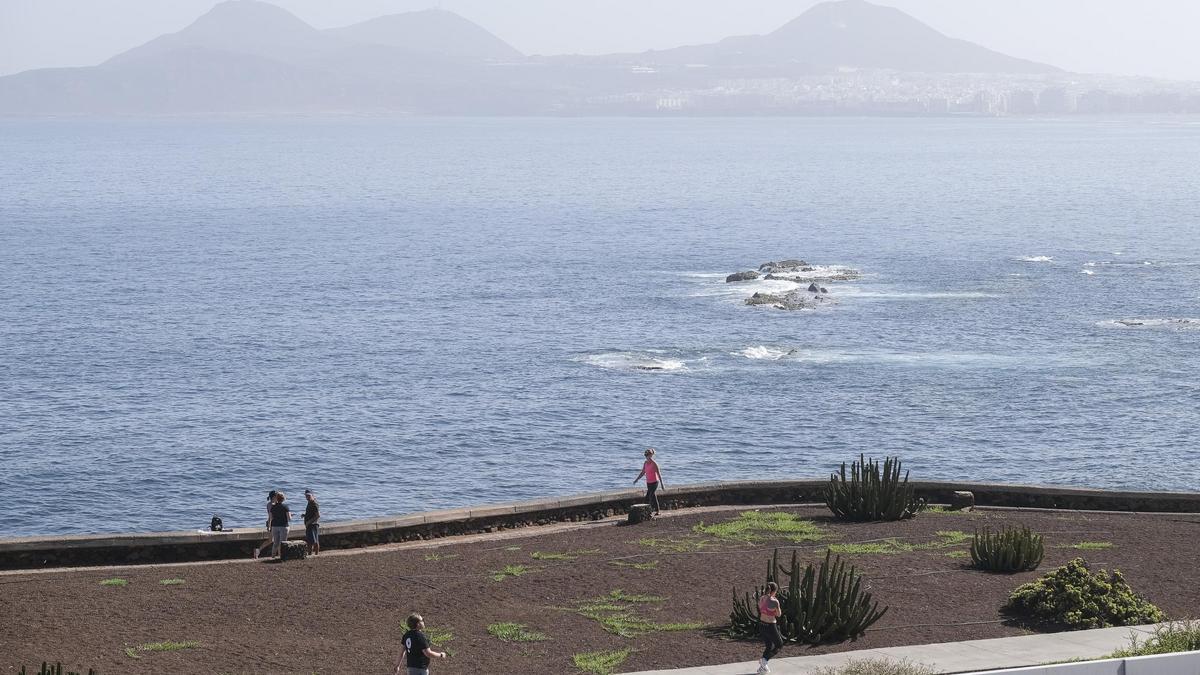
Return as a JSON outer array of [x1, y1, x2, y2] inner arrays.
[[2, 117, 1198, 536]]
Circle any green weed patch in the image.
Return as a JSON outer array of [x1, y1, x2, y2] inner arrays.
[[567, 590, 703, 638], [491, 564, 533, 582], [573, 648, 632, 675], [694, 510, 828, 543], [609, 560, 659, 570], [487, 622, 549, 642], [124, 641, 200, 659]]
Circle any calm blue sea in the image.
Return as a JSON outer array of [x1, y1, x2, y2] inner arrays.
[[1, 116, 1198, 537]]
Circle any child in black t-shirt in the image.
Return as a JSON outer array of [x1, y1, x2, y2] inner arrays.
[[395, 613, 446, 675]]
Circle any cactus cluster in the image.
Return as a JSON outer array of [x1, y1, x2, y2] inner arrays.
[[730, 549, 888, 645], [824, 454, 925, 522], [17, 664, 95, 675], [970, 526, 1044, 572]]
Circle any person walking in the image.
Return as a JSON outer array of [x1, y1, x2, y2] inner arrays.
[[757, 581, 784, 673], [395, 613, 447, 675], [267, 491, 291, 559], [302, 489, 320, 556], [633, 447, 665, 516], [253, 490, 277, 559]]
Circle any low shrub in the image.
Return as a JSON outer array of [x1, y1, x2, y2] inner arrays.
[[813, 658, 935, 675], [1005, 557, 1164, 629], [731, 549, 887, 645], [825, 454, 925, 522], [1109, 620, 1200, 657], [970, 526, 1044, 572]]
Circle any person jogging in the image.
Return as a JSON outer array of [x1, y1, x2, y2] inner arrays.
[[633, 447, 665, 516], [757, 581, 784, 673]]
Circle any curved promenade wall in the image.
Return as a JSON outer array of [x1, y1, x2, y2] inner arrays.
[[2, 480, 1199, 571]]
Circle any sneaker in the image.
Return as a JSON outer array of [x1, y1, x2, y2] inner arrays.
[[757, 658, 770, 673]]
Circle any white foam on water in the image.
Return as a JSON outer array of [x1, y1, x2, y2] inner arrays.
[[688, 276, 800, 299], [737, 346, 793, 361], [1018, 255, 1054, 262], [578, 352, 689, 372], [838, 286, 997, 300], [1097, 318, 1200, 330], [1081, 269, 1095, 275]]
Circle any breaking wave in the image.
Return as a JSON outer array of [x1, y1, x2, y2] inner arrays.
[[1097, 318, 1200, 330], [578, 352, 691, 372]]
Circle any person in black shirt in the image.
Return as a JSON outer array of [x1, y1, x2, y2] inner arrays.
[[267, 492, 291, 559], [395, 613, 446, 675], [302, 489, 320, 556]]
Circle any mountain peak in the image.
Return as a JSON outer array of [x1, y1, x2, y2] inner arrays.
[[192, 0, 317, 36], [326, 9, 523, 61], [764, 0, 1058, 73], [106, 0, 319, 66]]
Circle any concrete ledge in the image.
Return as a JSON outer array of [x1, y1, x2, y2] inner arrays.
[[2, 480, 1199, 570]]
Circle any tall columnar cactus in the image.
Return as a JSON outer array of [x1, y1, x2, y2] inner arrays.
[[730, 549, 888, 645], [824, 454, 925, 522], [971, 526, 1045, 572]]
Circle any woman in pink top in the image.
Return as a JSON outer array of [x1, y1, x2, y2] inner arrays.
[[633, 448, 664, 516], [757, 581, 784, 673]]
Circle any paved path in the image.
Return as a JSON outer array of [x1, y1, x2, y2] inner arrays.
[[628, 623, 1163, 674]]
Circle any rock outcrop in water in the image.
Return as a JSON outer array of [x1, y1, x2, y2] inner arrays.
[[746, 289, 833, 310], [726, 270, 760, 283], [759, 260, 809, 273], [729, 258, 859, 310]]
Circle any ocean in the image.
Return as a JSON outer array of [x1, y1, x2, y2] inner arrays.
[[1, 116, 1198, 536]]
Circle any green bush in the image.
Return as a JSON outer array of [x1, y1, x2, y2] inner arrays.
[[1005, 557, 1164, 629], [970, 526, 1044, 572], [1109, 620, 1200, 657], [730, 549, 888, 645], [824, 454, 925, 522]]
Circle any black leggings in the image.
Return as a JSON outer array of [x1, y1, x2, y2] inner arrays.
[[760, 622, 783, 661], [646, 481, 660, 514]]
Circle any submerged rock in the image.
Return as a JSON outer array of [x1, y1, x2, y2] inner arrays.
[[725, 270, 760, 283]]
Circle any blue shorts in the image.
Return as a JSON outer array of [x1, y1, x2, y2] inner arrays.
[[305, 523, 319, 545]]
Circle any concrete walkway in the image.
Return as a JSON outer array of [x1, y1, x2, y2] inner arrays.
[[628, 623, 1164, 674]]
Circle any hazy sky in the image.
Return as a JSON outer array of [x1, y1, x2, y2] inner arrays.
[[2, 0, 1199, 80]]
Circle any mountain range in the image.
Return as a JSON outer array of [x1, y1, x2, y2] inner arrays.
[[0, 0, 1062, 114]]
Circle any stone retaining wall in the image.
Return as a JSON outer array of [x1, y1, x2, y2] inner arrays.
[[2, 480, 1198, 570]]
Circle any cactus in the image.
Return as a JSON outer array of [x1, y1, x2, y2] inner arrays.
[[824, 454, 925, 522], [730, 548, 888, 645], [17, 664, 95, 675], [970, 526, 1044, 572]]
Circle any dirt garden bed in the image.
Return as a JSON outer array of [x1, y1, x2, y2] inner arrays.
[[3, 504, 1198, 674]]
